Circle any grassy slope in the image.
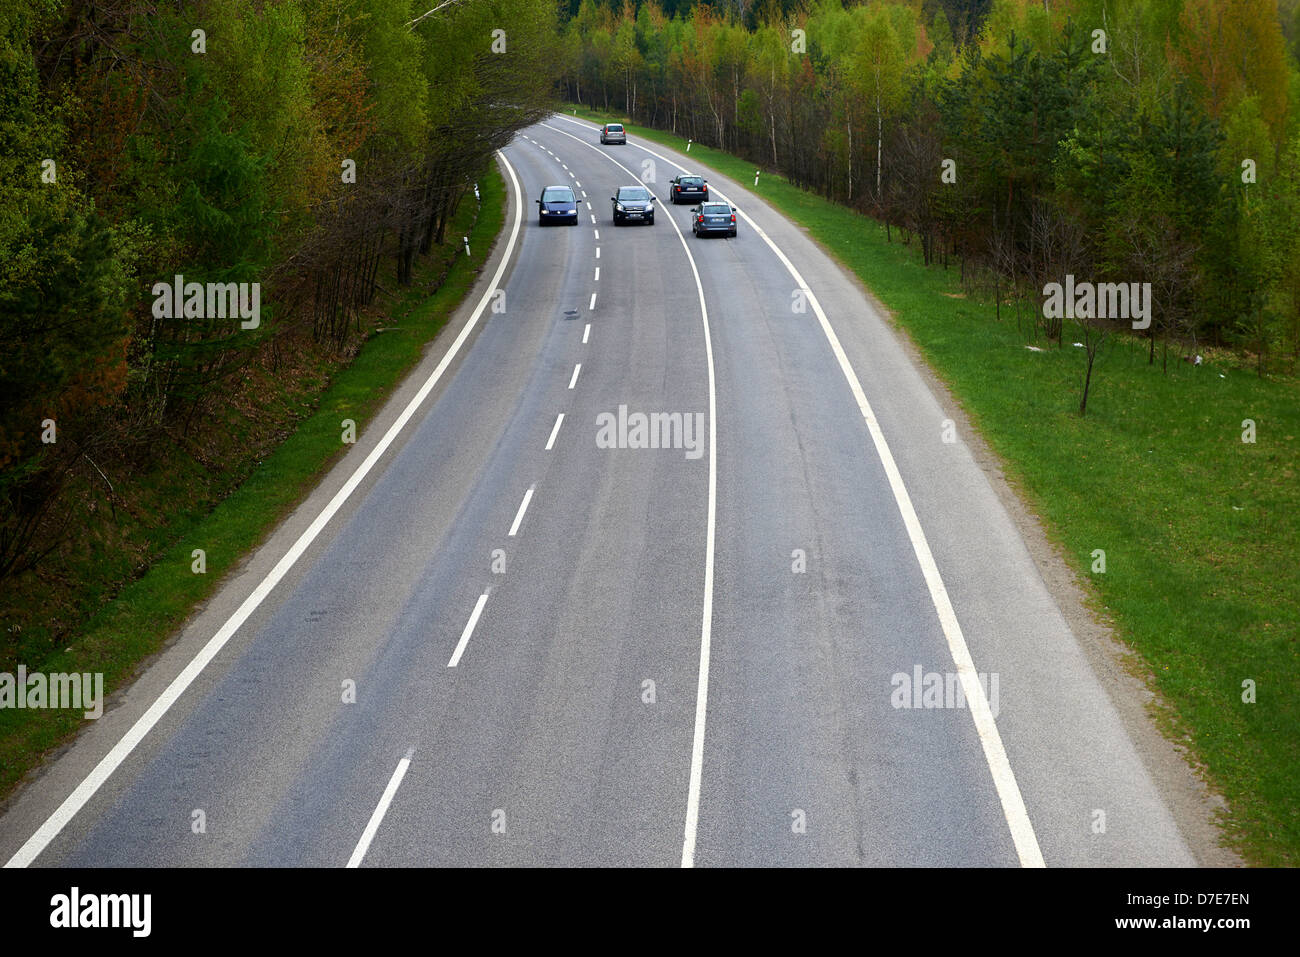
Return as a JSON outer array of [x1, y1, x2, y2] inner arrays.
[[0, 166, 507, 798], [567, 105, 1299, 865]]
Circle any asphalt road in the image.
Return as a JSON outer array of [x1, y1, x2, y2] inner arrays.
[[1, 116, 1199, 867]]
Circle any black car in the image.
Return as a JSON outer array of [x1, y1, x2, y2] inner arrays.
[[669, 175, 708, 204], [536, 185, 578, 225], [612, 185, 655, 225], [599, 123, 626, 145], [691, 202, 737, 237]]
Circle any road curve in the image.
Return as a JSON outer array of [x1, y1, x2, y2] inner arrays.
[[0, 116, 1197, 868]]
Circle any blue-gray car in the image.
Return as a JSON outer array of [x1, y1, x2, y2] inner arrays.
[[536, 185, 578, 225], [691, 202, 737, 237]]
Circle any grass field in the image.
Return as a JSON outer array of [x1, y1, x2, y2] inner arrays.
[[0, 166, 507, 800], [567, 104, 1299, 865]]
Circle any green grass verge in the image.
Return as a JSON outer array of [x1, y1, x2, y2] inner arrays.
[[0, 165, 506, 799], [567, 103, 1299, 865]]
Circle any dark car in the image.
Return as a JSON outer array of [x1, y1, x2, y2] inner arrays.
[[691, 201, 737, 237], [536, 185, 578, 225], [599, 123, 626, 145], [669, 175, 708, 204], [612, 185, 655, 225]]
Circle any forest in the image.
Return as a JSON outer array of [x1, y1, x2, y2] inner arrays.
[[0, 0, 557, 594], [558, 0, 1300, 378]]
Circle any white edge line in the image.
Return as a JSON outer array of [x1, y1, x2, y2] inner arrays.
[[545, 412, 564, 450], [538, 121, 718, 870], [4, 150, 529, 869], [550, 113, 1046, 868], [507, 486, 535, 537], [345, 749, 414, 868], [447, 592, 489, 668]]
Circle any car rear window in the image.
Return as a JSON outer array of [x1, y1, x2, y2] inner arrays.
[[701, 203, 730, 213], [681, 177, 704, 186], [542, 188, 574, 202], [607, 125, 624, 132]]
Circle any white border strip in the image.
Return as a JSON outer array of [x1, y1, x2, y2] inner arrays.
[[5, 151, 528, 869], [550, 114, 1045, 868]]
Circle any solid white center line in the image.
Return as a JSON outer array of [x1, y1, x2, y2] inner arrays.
[[447, 593, 489, 668], [346, 749, 414, 868], [589, 292, 596, 310], [582, 323, 590, 344], [508, 487, 535, 537], [545, 413, 564, 450], [594, 266, 600, 281], [568, 364, 581, 389], [537, 120, 718, 870]]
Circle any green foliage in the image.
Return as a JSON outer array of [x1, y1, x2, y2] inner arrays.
[[0, 0, 559, 579]]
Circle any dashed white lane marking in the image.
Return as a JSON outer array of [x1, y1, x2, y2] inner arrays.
[[586, 202, 591, 210], [568, 364, 581, 389], [346, 749, 414, 868], [593, 229, 599, 239], [589, 292, 596, 310], [590, 214, 596, 224], [594, 267, 600, 281], [581, 190, 587, 198], [549, 113, 1046, 870], [447, 593, 489, 668], [576, 181, 582, 188], [507, 487, 535, 537], [562, 164, 568, 169], [595, 247, 600, 259], [569, 172, 575, 179], [545, 413, 564, 450], [583, 323, 590, 344], [2, 149, 531, 870]]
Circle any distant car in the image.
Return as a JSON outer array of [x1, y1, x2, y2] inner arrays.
[[691, 202, 736, 237], [670, 175, 708, 204], [536, 185, 578, 225], [599, 123, 626, 145], [612, 185, 655, 225]]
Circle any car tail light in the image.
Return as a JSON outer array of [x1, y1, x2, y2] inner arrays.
[[731, 214, 736, 223], [697, 214, 704, 223]]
